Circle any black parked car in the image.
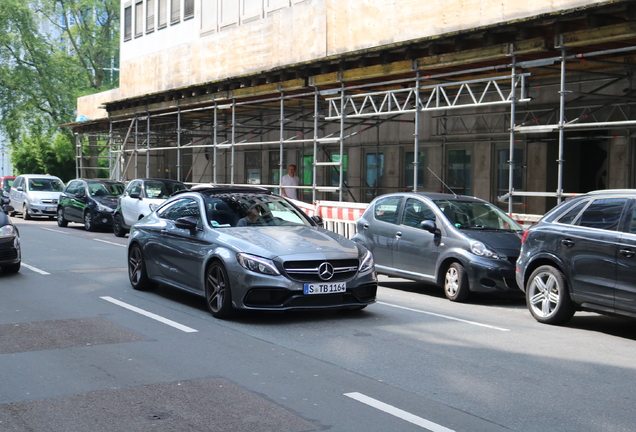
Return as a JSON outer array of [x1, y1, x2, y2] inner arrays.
[[353, 192, 523, 302], [516, 189, 636, 325], [57, 179, 126, 231], [0, 204, 20, 274]]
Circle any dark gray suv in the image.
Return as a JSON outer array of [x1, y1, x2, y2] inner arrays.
[[516, 190, 636, 324]]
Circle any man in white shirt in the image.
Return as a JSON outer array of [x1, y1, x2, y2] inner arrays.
[[281, 164, 299, 200]]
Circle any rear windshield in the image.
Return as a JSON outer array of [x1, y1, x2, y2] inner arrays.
[[434, 199, 523, 231]]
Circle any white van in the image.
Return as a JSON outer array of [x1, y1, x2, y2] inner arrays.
[[9, 174, 64, 219]]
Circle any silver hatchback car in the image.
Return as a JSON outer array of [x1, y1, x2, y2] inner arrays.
[[127, 186, 377, 318], [9, 174, 65, 219]]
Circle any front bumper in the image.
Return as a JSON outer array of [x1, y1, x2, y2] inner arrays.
[[230, 266, 378, 311], [465, 255, 519, 293], [92, 211, 115, 227], [0, 236, 20, 267], [28, 202, 58, 216]]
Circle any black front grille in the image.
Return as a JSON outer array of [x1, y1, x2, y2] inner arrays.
[[283, 259, 359, 282], [242, 283, 377, 308]]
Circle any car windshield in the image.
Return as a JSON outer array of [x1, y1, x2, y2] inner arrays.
[[27, 178, 64, 192], [2, 179, 13, 191], [88, 182, 125, 197], [204, 193, 311, 228], [434, 199, 522, 231], [145, 180, 188, 199]]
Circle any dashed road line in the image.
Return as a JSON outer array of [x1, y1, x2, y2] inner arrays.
[[94, 238, 126, 247], [345, 392, 455, 432], [378, 301, 510, 332], [21, 263, 51, 275], [100, 296, 198, 333]]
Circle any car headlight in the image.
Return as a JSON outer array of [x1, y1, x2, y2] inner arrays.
[[0, 225, 16, 237], [358, 249, 375, 274], [96, 203, 114, 213], [31, 197, 41, 204], [470, 241, 499, 259], [237, 253, 280, 275]]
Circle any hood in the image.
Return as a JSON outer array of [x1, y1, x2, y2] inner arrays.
[[28, 191, 61, 200], [461, 229, 522, 256], [94, 196, 119, 209], [218, 226, 361, 260]]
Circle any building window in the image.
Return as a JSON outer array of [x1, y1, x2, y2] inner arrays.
[[497, 148, 523, 204], [134, 1, 144, 37], [405, 151, 425, 190], [365, 152, 384, 202], [447, 149, 471, 196], [245, 151, 262, 185], [158, 0, 168, 28], [201, 0, 218, 32], [146, 0, 155, 32], [184, 0, 194, 20], [124, 4, 132, 40], [170, 0, 180, 23]]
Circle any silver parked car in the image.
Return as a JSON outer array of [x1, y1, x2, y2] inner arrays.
[[127, 186, 377, 318], [353, 192, 523, 302], [9, 174, 65, 219]]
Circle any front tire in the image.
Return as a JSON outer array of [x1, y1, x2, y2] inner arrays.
[[205, 262, 234, 319], [444, 262, 470, 302], [128, 244, 155, 291], [84, 211, 95, 231], [113, 213, 127, 237], [526, 265, 575, 325], [23, 204, 31, 220], [57, 208, 68, 227]]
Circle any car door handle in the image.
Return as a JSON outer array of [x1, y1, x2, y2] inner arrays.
[[620, 248, 635, 258], [161, 229, 169, 235], [395, 231, 402, 239], [362, 223, 369, 229], [561, 239, 575, 247]]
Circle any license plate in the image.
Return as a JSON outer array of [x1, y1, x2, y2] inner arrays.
[[46, 207, 56, 212], [304, 282, 346, 294]]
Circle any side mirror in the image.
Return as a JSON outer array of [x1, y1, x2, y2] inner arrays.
[[420, 219, 437, 233], [175, 216, 199, 233], [311, 215, 324, 227], [16, 186, 24, 192], [148, 203, 158, 212], [129, 192, 141, 199]]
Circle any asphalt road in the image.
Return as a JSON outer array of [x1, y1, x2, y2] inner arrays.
[[1, 217, 636, 432]]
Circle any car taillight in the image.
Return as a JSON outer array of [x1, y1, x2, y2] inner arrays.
[[521, 230, 530, 244]]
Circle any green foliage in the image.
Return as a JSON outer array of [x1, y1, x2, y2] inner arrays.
[[0, 0, 118, 178]]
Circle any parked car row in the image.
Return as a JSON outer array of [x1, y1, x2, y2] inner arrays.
[[5, 174, 636, 327]]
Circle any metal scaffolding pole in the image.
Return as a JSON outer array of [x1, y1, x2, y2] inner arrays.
[[557, 38, 568, 204], [213, 100, 218, 184], [413, 66, 421, 192], [278, 92, 285, 192], [177, 105, 182, 181], [339, 81, 345, 201], [146, 109, 151, 178], [508, 48, 517, 214], [312, 87, 319, 203], [134, 114, 139, 179], [231, 99, 236, 184], [75, 134, 81, 179]]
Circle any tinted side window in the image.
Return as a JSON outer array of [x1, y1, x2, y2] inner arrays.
[[556, 200, 588, 225], [576, 198, 627, 231], [157, 198, 200, 222], [402, 198, 435, 228], [374, 196, 401, 224]]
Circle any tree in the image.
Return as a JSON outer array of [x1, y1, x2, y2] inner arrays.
[[0, 0, 118, 180]]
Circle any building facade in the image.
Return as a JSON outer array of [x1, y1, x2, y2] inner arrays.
[[71, 0, 636, 214]]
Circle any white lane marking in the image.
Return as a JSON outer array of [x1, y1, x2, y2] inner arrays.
[[378, 301, 510, 332], [41, 227, 70, 234], [21, 263, 51, 275], [94, 238, 126, 247], [345, 392, 456, 432], [100, 296, 198, 333]]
